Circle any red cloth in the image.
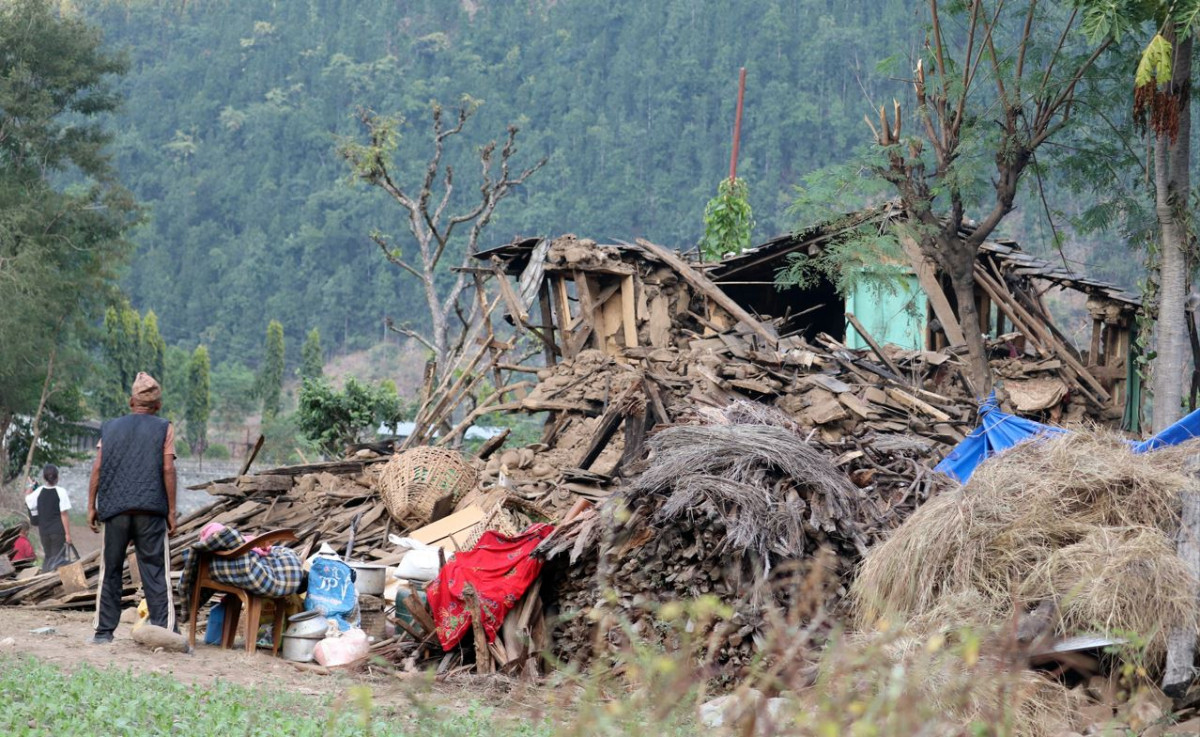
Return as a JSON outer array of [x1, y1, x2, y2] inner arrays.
[[426, 523, 553, 650], [11, 534, 34, 562]]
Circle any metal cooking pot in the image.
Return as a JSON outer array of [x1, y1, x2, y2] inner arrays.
[[281, 632, 323, 662], [285, 609, 328, 638], [348, 562, 388, 596]]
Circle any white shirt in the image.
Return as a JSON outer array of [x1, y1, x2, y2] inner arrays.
[[25, 485, 72, 519]]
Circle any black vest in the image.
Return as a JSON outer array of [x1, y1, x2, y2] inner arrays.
[[97, 413, 170, 521], [35, 487, 64, 537]]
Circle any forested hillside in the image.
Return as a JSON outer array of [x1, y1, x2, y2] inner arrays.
[[87, 0, 923, 362]]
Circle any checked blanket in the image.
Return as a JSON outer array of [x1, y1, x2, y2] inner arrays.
[[178, 526, 304, 621]]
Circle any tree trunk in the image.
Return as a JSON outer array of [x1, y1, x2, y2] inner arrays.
[[19, 345, 57, 486], [949, 268, 992, 397], [1151, 34, 1193, 433]]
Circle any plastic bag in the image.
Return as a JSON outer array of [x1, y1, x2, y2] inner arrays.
[[303, 556, 359, 631], [313, 627, 369, 667], [388, 537, 441, 582], [43, 543, 80, 571]]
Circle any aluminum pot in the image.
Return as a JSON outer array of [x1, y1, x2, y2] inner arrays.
[[281, 633, 323, 663], [285, 609, 327, 638], [348, 562, 387, 596]]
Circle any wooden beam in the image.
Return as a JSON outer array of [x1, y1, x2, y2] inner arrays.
[[573, 271, 599, 354], [898, 235, 967, 347], [238, 434, 265, 477], [845, 312, 904, 378], [635, 239, 778, 347], [621, 275, 638, 348], [975, 266, 1110, 403], [538, 281, 558, 366], [576, 379, 643, 470], [490, 257, 529, 325], [550, 276, 575, 359]]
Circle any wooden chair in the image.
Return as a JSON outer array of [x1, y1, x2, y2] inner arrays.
[[186, 529, 298, 655]]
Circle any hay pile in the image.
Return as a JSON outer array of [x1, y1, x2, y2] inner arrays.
[[852, 432, 1200, 660]]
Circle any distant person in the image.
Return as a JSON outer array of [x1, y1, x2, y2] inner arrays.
[[88, 372, 178, 645], [24, 464, 73, 572], [11, 522, 35, 566]]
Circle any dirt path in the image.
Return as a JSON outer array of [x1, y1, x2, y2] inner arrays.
[[0, 607, 546, 719], [0, 607, 347, 695]]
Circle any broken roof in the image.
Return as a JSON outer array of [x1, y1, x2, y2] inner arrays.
[[709, 203, 1141, 310]]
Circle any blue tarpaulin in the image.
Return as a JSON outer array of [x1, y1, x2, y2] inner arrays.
[[935, 396, 1200, 483], [1133, 406, 1200, 452], [933, 395, 1066, 482]]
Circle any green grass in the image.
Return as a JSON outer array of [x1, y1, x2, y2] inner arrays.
[[0, 656, 553, 737]]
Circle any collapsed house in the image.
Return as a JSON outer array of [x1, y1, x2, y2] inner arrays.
[[0, 205, 1165, 687]]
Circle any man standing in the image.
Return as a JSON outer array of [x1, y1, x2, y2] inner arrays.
[[24, 465, 73, 572], [87, 372, 178, 645]]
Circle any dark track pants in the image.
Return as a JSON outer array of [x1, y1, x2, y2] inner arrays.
[[94, 514, 175, 636]]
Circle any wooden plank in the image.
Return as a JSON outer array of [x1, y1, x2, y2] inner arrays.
[[885, 387, 952, 422], [462, 584, 494, 674], [400, 590, 438, 637], [490, 257, 529, 324], [576, 380, 643, 470], [845, 311, 905, 378], [573, 272, 600, 354], [635, 239, 778, 347], [238, 434, 265, 477], [408, 506, 485, 548], [621, 275, 638, 348], [57, 562, 88, 596], [647, 293, 672, 347], [538, 281, 558, 366], [1164, 457, 1200, 697], [600, 279, 624, 353], [898, 235, 966, 347]]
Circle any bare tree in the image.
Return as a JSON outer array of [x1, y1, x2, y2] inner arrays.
[[869, 0, 1109, 394], [342, 102, 546, 375]]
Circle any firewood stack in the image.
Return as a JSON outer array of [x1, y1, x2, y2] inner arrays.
[[536, 409, 943, 680]]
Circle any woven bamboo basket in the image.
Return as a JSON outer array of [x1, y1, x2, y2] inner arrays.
[[460, 503, 522, 551], [378, 446, 477, 524]]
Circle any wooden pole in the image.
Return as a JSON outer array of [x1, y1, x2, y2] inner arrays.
[[729, 67, 747, 181]]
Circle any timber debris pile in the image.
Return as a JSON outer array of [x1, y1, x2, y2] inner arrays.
[[5, 211, 1198, 732]]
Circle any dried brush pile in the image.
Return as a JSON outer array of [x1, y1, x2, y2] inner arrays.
[[622, 424, 868, 564], [852, 432, 1200, 662]]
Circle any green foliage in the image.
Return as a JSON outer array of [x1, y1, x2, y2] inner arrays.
[[259, 320, 285, 419], [297, 377, 406, 458], [160, 344, 190, 422], [206, 442, 231, 460], [140, 312, 167, 387], [101, 305, 175, 418], [1135, 33, 1173, 87], [0, 656, 551, 736], [775, 225, 911, 301], [258, 411, 317, 466], [300, 327, 324, 381], [0, 0, 137, 482], [210, 360, 258, 427], [185, 345, 211, 461], [700, 177, 753, 261], [4, 388, 89, 480]]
